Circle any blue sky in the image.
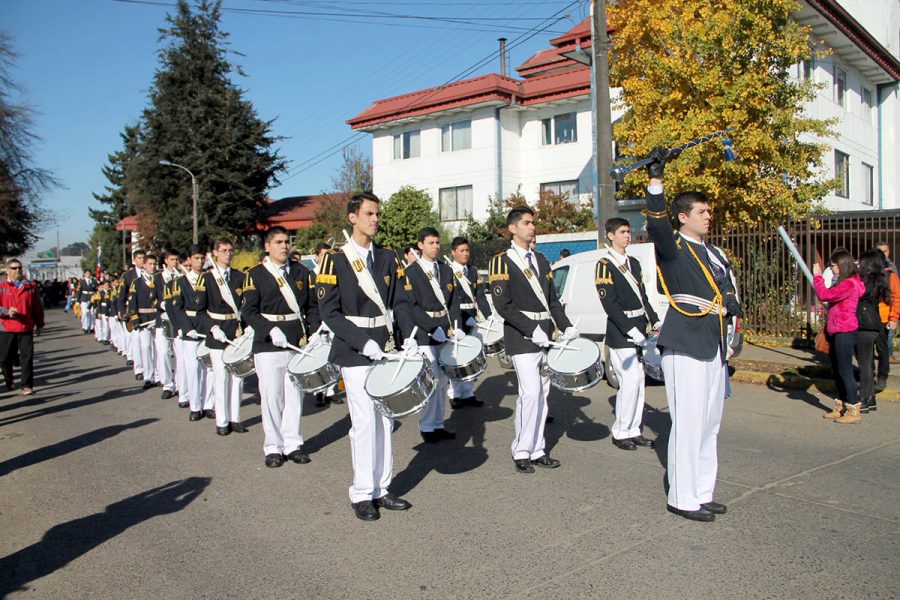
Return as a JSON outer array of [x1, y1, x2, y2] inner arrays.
[[4, 0, 587, 251]]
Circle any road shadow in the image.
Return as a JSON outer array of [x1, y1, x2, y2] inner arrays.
[[0, 419, 158, 477], [766, 376, 830, 412], [304, 413, 352, 454], [641, 403, 671, 469], [0, 477, 211, 597], [545, 387, 609, 455], [0, 388, 141, 428]]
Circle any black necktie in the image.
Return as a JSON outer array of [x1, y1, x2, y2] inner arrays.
[[282, 265, 289, 280], [705, 245, 726, 285], [224, 270, 230, 284], [526, 252, 537, 275], [434, 262, 440, 284], [367, 251, 374, 273]]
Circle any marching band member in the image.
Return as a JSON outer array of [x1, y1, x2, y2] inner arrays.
[[446, 236, 493, 409], [242, 226, 320, 468], [317, 192, 416, 521], [169, 245, 214, 421], [76, 270, 97, 334], [404, 227, 463, 443], [312, 241, 341, 407], [596, 218, 660, 451], [168, 254, 192, 408], [197, 238, 247, 436], [120, 250, 145, 378], [95, 280, 111, 345], [644, 148, 741, 522], [490, 207, 576, 473], [154, 250, 179, 400], [127, 254, 160, 391]]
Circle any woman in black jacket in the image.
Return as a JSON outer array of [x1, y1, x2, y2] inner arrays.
[[856, 249, 891, 413]]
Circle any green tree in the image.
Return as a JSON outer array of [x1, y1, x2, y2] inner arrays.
[[331, 146, 372, 197], [533, 190, 595, 235], [608, 0, 835, 224], [0, 32, 58, 255], [127, 0, 286, 250], [376, 186, 440, 249], [462, 194, 508, 243], [293, 194, 347, 254]]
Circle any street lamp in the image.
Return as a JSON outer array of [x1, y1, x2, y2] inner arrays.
[[159, 159, 199, 244]]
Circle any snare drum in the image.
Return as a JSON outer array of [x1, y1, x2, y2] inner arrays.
[[365, 354, 436, 419], [475, 319, 505, 357], [196, 343, 212, 368], [438, 335, 487, 382], [642, 334, 664, 382], [161, 318, 176, 340], [287, 341, 340, 393], [546, 337, 603, 393], [223, 333, 256, 379]]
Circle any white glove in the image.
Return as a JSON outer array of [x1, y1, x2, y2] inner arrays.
[[186, 329, 200, 339], [317, 322, 332, 335], [362, 339, 384, 361], [402, 336, 419, 356], [431, 327, 448, 343], [269, 327, 288, 348], [562, 326, 579, 341], [451, 328, 465, 341], [627, 327, 646, 346], [306, 332, 324, 350], [210, 326, 228, 343], [652, 321, 662, 331], [531, 325, 550, 347], [465, 317, 477, 329]]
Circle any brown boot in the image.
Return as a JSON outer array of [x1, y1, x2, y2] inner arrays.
[[823, 400, 844, 419], [835, 402, 862, 424]]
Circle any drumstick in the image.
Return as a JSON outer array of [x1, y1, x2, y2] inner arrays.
[[453, 320, 459, 359], [391, 326, 418, 383], [551, 317, 581, 361]]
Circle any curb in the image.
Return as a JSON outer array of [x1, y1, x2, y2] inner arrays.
[[731, 369, 900, 403]]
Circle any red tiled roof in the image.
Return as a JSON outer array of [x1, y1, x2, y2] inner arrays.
[[520, 68, 591, 105], [257, 195, 342, 231], [548, 18, 591, 47], [115, 215, 139, 232]]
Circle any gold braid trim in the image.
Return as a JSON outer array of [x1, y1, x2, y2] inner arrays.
[[656, 240, 723, 338]]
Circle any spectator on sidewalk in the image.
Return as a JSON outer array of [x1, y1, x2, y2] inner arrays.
[[856, 250, 890, 413], [813, 249, 865, 424], [875, 243, 900, 368], [0, 258, 45, 395]]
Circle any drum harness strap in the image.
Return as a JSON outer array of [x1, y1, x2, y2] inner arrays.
[[505, 247, 559, 335], [444, 256, 485, 322], [600, 249, 650, 325], [341, 230, 395, 350], [655, 236, 725, 339], [415, 257, 453, 333], [261, 259, 308, 343]]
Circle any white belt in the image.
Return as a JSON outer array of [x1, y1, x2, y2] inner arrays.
[[460, 303, 476, 310], [521, 310, 550, 320], [624, 308, 645, 318], [671, 294, 726, 315], [138, 308, 157, 314], [208, 311, 237, 321], [346, 315, 388, 328], [426, 309, 447, 318], [262, 313, 300, 322], [185, 310, 198, 317]]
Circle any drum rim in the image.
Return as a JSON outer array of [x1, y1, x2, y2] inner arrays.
[[549, 359, 604, 393], [364, 356, 428, 399], [288, 362, 341, 394]]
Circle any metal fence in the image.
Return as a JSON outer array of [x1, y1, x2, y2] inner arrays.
[[708, 211, 900, 339]]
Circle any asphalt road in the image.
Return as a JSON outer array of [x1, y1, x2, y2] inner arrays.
[[1, 309, 898, 599]]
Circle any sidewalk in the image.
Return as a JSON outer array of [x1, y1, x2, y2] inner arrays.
[[731, 340, 900, 403]]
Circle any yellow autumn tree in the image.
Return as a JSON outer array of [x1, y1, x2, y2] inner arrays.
[[608, 0, 836, 225]]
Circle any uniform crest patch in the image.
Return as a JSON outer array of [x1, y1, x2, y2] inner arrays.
[[493, 285, 503, 296], [598, 288, 607, 298], [317, 286, 326, 300]]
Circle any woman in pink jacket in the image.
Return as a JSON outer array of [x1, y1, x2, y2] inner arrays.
[[813, 248, 866, 424]]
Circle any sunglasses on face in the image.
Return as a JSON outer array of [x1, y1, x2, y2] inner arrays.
[[7, 266, 21, 270]]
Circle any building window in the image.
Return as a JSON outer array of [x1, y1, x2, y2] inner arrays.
[[441, 120, 471, 152], [393, 130, 420, 159], [540, 180, 579, 199], [862, 87, 873, 122], [833, 67, 846, 108], [801, 59, 814, 81], [438, 185, 473, 221], [541, 112, 578, 145], [862, 162, 874, 205], [834, 150, 850, 198]]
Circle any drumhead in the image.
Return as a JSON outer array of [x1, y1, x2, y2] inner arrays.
[[196, 344, 210, 357], [546, 337, 600, 374], [438, 335, 483, 368], [223, 335, 253, 364], [287, 342, 331, 373], [475, 320, 504, 344], [365, 355, 424, 398]]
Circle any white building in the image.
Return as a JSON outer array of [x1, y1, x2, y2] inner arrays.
[[348, 2, 899, 226]]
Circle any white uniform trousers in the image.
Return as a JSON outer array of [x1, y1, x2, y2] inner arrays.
[[448, 377, 474, 400], [203, 363, 215, 410], [181, 339, 208, 411], [342, 365, 393, 503], [137, 327, 157, 383], [96, 316, 109, 342], [418, 345, 447, 432], [129, 329, 142, 375], [80, 302, 94, 331], [254, 350, 304, 456], [94, 315, 102, 341], [173, 337, 188, 396], [154, 326, 176, 392], [113, 320, 125, 353], [511, 351, 551, 460], [661, 347, 726, 511], [209, 348, 243, 427], [609, 346, 647, 440]]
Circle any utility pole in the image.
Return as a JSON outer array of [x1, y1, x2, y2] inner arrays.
[[592, 0, 615, 246]]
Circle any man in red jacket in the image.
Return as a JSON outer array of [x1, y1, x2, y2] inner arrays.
[[0, 259, 45, 395]]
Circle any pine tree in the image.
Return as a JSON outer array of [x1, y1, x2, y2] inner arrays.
[[127, 0, 285, 250]]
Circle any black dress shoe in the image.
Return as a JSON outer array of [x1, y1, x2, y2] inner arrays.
[[532, 455, 561, 468], [464, 396, 484, 407], [189, 411, 203, 422], [667, 505, 715, 522], [701, 501, 727, 515], [161, 390, 175, 400], [631, 435, 656, 448], [315, 392, 326, 407], [287, 448, 311, 464], [178, 401, 189, 408], [514, 458, 535, 474], [203, 409, 215, 419], [135, 373, 143, 381], [216, 425, 231, 436], [142, 381, 155, 390], [352, 500, 379, 521], [373, 493, 412, 511], [421, 431, 440, 443], [449, 397, 464, 409], [612, 437, 637, 451], [229, 421, 247, 433], [265, 453, 285, 468], [126, 360, 134, 366]]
